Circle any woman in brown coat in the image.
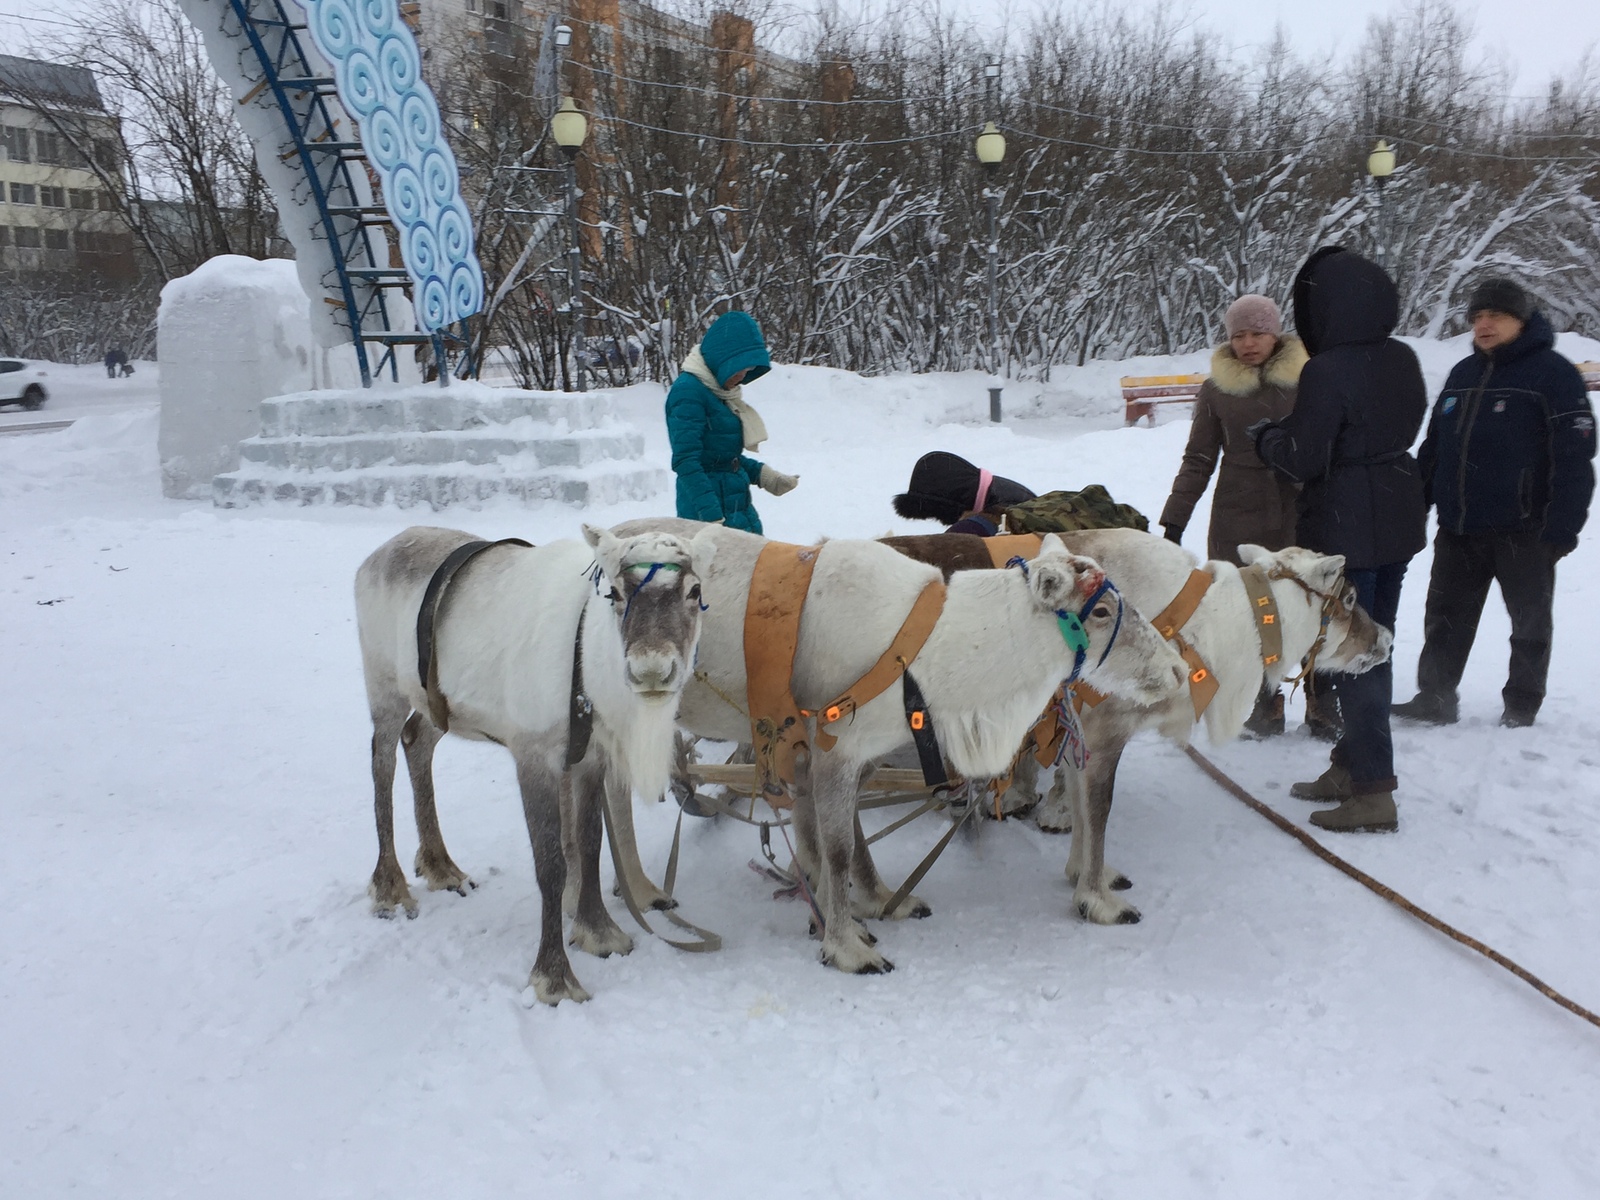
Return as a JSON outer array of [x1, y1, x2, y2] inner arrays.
[[1159, 294, 1306, 561], [1159, 294, 1311, 736]]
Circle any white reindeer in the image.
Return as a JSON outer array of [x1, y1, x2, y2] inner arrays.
[[1025, 531, 1392, 924], [354, 523, 716, 1005], [607, 519, 1191, 975]]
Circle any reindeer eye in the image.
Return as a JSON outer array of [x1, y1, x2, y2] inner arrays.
[[1092, 605, 1111, 620], [687, 583, 702, 603]]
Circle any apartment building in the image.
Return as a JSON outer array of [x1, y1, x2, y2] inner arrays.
[[0, 55, 134, 281]]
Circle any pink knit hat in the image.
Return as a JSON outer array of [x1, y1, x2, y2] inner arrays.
[[1225, 294, 1282, 337]]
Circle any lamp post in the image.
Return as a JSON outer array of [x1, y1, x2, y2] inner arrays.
[[1366, 137, 1396, 267], [551, 94, 589, 392], [976, 118, 1005, 423]]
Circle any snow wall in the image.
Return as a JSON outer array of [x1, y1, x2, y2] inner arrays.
[[157, 256, 365, 499]]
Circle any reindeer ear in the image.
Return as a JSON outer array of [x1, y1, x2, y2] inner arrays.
[[687, 527, 719, 577], [1039, 533, 1067, 556], [1311, 553, 1347, 592], [1027, 560, 1076, 610], [1237, 543, 1270, 566], [584, 525, 625, 579]]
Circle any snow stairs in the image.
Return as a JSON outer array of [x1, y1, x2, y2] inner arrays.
[[212, 384, 668, 510]]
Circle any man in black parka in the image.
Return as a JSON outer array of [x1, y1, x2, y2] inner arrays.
[[1250, 247, 1428, 832], [1394, 278, 1595, 728]]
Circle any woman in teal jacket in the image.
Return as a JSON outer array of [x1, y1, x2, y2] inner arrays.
[[666, 311, 798, 533]]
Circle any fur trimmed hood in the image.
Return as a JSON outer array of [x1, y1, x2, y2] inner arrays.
[[1209, 336, 1308, 397]]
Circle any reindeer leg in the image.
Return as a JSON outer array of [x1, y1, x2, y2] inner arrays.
[[403, 713, 473, 895], [999, 753, 1042, 818], [560, 771, 581, 918], [1038, 762, 1076, 834], [813, 755, 892, 974], [368, 703, 417, 917], [567, 761, 634, 958], [1072, 741, 1141, 925], [514, 748, 589, 1004], [849, 809, 931, 921]]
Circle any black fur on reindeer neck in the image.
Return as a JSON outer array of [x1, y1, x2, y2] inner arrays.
[[892, 451, 1036, 524]]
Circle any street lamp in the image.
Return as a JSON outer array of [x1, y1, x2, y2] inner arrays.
[[1367, 138, 1396, 266], [975, 120, 1006, 422], [551, 96, 589, 392]]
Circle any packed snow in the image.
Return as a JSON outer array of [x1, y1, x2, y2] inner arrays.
[[4, 343, 1600, 1198]]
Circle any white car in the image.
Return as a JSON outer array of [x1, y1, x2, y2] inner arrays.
[[0, 358, 49, 410]]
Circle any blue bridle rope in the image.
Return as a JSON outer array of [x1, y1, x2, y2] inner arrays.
[[1006, 555, 1125, 683], [586, 560, 707, 628]]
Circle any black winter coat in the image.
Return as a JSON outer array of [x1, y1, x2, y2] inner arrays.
[[1416, 311, 1596, 547], [1255, 247, 1429, 569]]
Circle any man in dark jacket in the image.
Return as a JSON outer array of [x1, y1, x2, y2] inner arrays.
[[1250, 247, 1429, 833], [1394, 278, 1596, 728]]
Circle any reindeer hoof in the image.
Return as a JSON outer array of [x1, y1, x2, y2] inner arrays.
[[1076, 891, 1142, 925], [570, 920, 635, 959], [368, 874, 418, 919], [1117, 909, 1142, 925], [530, 968, 592, 1006], [1109, 874, 1133, 891], [414, 850, 475, 896]]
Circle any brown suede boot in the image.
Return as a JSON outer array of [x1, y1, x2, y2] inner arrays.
[[1308, 792, 1397, 833], [1290, 764, 1351, 801]]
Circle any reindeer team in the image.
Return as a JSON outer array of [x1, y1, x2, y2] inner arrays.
[[354, 512, 1390, 1003]]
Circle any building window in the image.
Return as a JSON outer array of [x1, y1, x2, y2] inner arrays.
[[78, 229, 128, 254], [12, 226, 41, 248], [0, 225, 9, 245], [35, 129, 64, 164], [464, 0, 477, 10], [1, 125, 30, 163], [44, 228, 69, 250], [39, 185, 66, 208], [9, 182, 36, 205], [68, 188, 98, 210]]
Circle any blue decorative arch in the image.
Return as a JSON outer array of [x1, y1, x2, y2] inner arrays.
[[290, 0, 485, 332]]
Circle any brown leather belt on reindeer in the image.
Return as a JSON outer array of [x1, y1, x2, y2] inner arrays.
[[744, 541, 949, 805]]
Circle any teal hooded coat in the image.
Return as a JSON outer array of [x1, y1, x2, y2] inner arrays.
[[666, 311, 773, 533]]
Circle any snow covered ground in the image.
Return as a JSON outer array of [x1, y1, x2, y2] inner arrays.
[[5, 343, 1600, 1198]]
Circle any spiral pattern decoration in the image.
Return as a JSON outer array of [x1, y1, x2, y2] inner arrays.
[[292, 0, 484, 331]]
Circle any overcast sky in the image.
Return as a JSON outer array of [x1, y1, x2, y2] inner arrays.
[[1, 0, 1595, 97]]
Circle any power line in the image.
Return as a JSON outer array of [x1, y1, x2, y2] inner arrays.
[[579, 61, 983, 109], [592, 109, 964, 149]]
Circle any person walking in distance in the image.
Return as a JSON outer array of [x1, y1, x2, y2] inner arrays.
[[1250, 247, 1429, 833], [1159, 293, 1306, 737], [1394, 278, 1596, 728], [666, 310, 798, 534]]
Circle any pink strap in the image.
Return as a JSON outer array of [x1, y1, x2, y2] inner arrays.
[[974, 469, 994, 513]]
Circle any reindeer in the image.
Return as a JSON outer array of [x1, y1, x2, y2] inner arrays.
[[604, 519, 1191, 975], [882, 529, 1392, 925], [354, 523, 716, 1005]]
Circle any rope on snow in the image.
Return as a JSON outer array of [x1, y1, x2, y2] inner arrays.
[[1184, 746, 1600, 1033]]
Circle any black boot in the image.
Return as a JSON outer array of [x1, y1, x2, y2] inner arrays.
[[1303, 676, 1343, 743], [1393, 692, 1458, 725]]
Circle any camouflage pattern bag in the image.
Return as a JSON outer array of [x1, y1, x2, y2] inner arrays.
[[1002, 484, 1149, 534]]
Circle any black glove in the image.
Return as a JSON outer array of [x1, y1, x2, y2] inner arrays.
[[1244, 417, 1273, 448], [1550, 539, 1577, 561], [1162, 524, 1184, 545]]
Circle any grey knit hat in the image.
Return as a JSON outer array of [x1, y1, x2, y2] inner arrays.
[[1225, 294, 1282, 337], [1466, 277, 1532, 322]]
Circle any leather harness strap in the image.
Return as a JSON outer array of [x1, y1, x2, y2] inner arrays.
[[416, 537, 533, 733], [744, 542, 821, 805], [1236, 563, 1284, 670], [812, 579, 947, 752], [1149, 567, 1221, 719], [983, 533, 1044, 568]]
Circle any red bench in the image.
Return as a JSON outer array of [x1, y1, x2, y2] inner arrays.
[[1121, 374, 1205, 427]]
